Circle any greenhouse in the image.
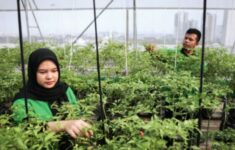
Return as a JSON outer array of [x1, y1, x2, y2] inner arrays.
[[0, 0, 235, 149]]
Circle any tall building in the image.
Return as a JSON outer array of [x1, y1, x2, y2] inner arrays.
[[174, 12, 199, 43], [174, 12, 189, 43], [206, 13, 217, 43], [223, 10, 235, 50], [214, 25, 224, 44], [189, 20, 198, 29]]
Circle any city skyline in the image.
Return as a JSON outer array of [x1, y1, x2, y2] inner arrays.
[[0, 0, 235, 48]]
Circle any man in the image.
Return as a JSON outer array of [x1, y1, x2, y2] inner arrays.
[[181, 28, 201, 56]]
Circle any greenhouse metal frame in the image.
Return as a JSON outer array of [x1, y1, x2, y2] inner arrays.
[[0, 0, 235, 149]]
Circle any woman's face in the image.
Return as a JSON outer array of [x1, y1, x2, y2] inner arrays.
[[36, 60, 59, 89]]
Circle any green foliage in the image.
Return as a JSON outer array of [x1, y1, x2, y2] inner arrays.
[[0, 115, 60, 150], [61, 69, 98, 99], [99, 41, 126, 76], [128, 51, 154, 74], [204, 48, 235, 92], [0, 71, 21, 103], [69, 44, 97, 74], [1, 42, 235, 149], [207, 129, 235, 150]]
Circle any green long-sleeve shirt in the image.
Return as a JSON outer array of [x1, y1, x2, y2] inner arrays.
[[12, 87, 78, 122]]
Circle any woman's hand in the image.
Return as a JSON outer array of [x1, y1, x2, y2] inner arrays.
[[47, 120, 93, 139]]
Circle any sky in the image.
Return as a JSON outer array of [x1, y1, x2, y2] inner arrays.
[[0, 0, 233, 36]]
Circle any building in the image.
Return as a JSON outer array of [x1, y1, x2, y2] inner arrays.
[[206, 13, 217, 43], [174, 12, 189, 43], [223, 10, 235, 50]]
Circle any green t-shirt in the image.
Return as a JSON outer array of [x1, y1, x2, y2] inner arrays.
[[12, 87, 78, 123], [176, 48, 208, 74], [154, 48, 207, 74]]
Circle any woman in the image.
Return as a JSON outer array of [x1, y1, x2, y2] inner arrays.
[[12, 48, 93, 139]]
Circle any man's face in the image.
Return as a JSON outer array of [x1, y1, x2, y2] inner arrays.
[[183, 33, 198, 50]]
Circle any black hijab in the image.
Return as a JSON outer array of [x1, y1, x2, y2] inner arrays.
[[14, 48, 68, 103]]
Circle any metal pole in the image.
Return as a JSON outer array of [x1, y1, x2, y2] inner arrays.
[[197, 0, 207, 146], [17, 0, 28, 119], [133, 0, 137, 50], [125, 9, 129, 75], [72, 0, 114, 45], [231, 40, 235, 54], [1, 7, 235, 12], [28, 0, 44, 42], [31, 0, 38, 9], [21, 0, 30, 42], [92, 0, 106, 139]]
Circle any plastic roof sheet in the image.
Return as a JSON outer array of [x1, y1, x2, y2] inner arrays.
[[0, 0, 234, 11]]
